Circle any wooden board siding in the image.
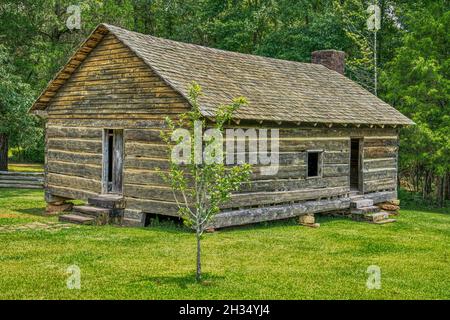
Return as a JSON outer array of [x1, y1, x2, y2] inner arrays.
[[362, 135, 399, 194], [45, 33, 189, 204], [46, 126, 103, 199], [122, 128, 179, 213], [219, 127, 350, 210], [46, 33, 188, 120], [220, 127, 398, 210], [120, 127, 350, 213]]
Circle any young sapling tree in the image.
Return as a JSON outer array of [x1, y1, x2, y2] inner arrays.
[[159, 82, 252, 282]]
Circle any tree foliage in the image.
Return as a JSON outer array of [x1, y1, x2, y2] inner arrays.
[[0, 45, 40, 169], [381, 0, 449, 203]]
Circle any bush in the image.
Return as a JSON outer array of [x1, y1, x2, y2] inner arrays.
[[8, 119, 45, 164], [9, 144, 44, 163], [399, 188, 450, 210]]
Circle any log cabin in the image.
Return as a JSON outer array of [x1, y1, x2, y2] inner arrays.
[[29, 23, 414, 227]]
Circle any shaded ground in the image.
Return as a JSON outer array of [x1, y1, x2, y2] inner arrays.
[[0, 188, 449, 299], [0, 221, 75, 233]]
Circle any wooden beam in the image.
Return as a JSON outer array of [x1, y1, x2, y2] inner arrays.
[[228, 186, 349, 208], [209, 197, 351, 228]]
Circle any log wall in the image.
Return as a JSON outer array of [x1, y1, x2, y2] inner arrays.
[[45, 33, 188, 208], [118, 126, 398, 215], [362, 134, 399, 194], [221, 127, 398, 210]]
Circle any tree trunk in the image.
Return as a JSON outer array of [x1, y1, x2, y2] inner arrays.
[[423, 170, 432, 199], [422, 170, 427, 199], [445, 172, 450, 201], [438, 174, 447, 207], [417, 165, 422, 192], [414, 164, 420, 192], [196, 231, 202, 282], [0, 133, 8, 171]]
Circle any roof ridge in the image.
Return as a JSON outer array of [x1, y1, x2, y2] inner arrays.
[[101, 23, 322, 69]]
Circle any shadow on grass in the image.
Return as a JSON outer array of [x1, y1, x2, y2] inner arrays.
[[141, 273, 225, 289], [218, 218, 297, 234], [15, 207, 47, 217], [0, 188, 43, 198], [399, 189, 450, 215], [401, 206, 450, 215], [218, 214, 352, 234], [139, 214, 194, 234], [316, 214, 351, 223], [138, 226, 192, 236], [140, 214, 354, 235]]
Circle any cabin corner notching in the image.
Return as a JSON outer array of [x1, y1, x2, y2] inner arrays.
[[31, 23, 413, 228]]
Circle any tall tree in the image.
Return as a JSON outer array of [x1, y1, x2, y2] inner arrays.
[[160, 83, 252, 281], [0, 46, 34, 170], [381, 0, 449, 203]]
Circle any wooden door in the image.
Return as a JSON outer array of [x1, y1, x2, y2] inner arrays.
[[350, 138, 362, 191], [112, 130, 124, 194], [102, 129, 124, 194]]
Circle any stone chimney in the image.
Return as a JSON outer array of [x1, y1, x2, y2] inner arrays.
[[311, 50, 345, 75]]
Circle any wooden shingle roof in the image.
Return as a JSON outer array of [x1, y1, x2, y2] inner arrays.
[[31, 23, 414, 126]]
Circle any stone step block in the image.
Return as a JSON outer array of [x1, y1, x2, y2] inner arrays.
[[351, 205, 380, 214], [350, 199, 374, 208], [73, 205, 111, 217], [88, 195, 125, 209], [59, 214, 94, 225], [365, 211, 390, 223]]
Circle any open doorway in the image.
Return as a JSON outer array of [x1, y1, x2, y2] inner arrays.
[[102, 129, 124, 194], [350, 138, 362, 191]]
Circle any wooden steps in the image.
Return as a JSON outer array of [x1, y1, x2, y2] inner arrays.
[[350, 205, 380, 214], [351, 197, 396, 224], [350, 198, 374, 208], [365, 211, 390, 223], [73, 205, 111, 216], [88, 194, 125, 209], [59, 194, 124, 226], [59, 214, 95, 225]]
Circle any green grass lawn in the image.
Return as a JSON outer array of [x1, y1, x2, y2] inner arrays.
[[0, 188, 449, 300], [7, 163, 44, 172]]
